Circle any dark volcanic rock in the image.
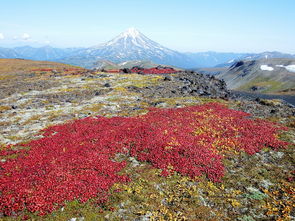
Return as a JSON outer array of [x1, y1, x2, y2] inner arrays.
[[137, 71, 230, 99], [121, 68, 131, 74], [233, 99, 295, 119], [230, 60, 244, 69]]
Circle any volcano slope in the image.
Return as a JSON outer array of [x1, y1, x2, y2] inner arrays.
[[0, 59, 294, 220]]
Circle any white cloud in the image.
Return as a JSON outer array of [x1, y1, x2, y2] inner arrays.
[[0, 33, 4, 40], [13, 36, 18, 40], [45, 40, 51, 44], [21, 33, 31, 40]]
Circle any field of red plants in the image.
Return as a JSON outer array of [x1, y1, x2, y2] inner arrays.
[[0, 103, 288, 216]]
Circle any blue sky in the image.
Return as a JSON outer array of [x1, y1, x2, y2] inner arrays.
[[0, 0, 294, 53]]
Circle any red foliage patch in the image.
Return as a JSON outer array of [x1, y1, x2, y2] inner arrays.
[[31, 68, 54, 72], [63, 68, 81, 72], [0, 103, 288, 215]]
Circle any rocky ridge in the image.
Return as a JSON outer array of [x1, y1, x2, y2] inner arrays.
[[217, 58, 295, 94]]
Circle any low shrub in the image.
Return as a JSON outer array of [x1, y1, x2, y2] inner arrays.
[[0, 103, 288, 216]]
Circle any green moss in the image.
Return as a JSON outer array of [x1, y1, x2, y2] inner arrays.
[[148, 96, 228, 109], [82, 103, 105, 113], [115, 74, 163, 88], [244, 190, 267, 200], [238, 76, 288, 93]]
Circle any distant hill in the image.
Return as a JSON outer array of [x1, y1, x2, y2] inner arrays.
[[194, 67, 228, 76], [216, 58, 295, 94], [0, 58, 84, 77], [117, 60, 171, 69], [0, 58, 85, 99], [92, 60, 120, 70], [93, 59, 180, 70]]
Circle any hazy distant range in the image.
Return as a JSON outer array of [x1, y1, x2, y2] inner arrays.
[[1, 28, 295, 69]]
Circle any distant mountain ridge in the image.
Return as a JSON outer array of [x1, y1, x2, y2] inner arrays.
[[0, 46, 83, 61], [0, 28, 295, 68], [215, 51, 295, 68], [59, 28, 193, 68], [216, 58, 295, 94], [184, 51, 252, 68]]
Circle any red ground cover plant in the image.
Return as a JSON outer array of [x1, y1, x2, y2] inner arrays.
[[0, 103, 288, 216], [31, 68, 54, 72]]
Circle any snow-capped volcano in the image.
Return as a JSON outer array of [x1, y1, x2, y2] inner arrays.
[[2, 28, 295, 69], [81, 28, 192, 67], [53, 28, 295, 68], [98, 27, 167, 50], [106, 27, 142, 44]]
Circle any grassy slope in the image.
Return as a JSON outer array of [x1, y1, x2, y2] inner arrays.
[[0, 58, 84, 76]]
